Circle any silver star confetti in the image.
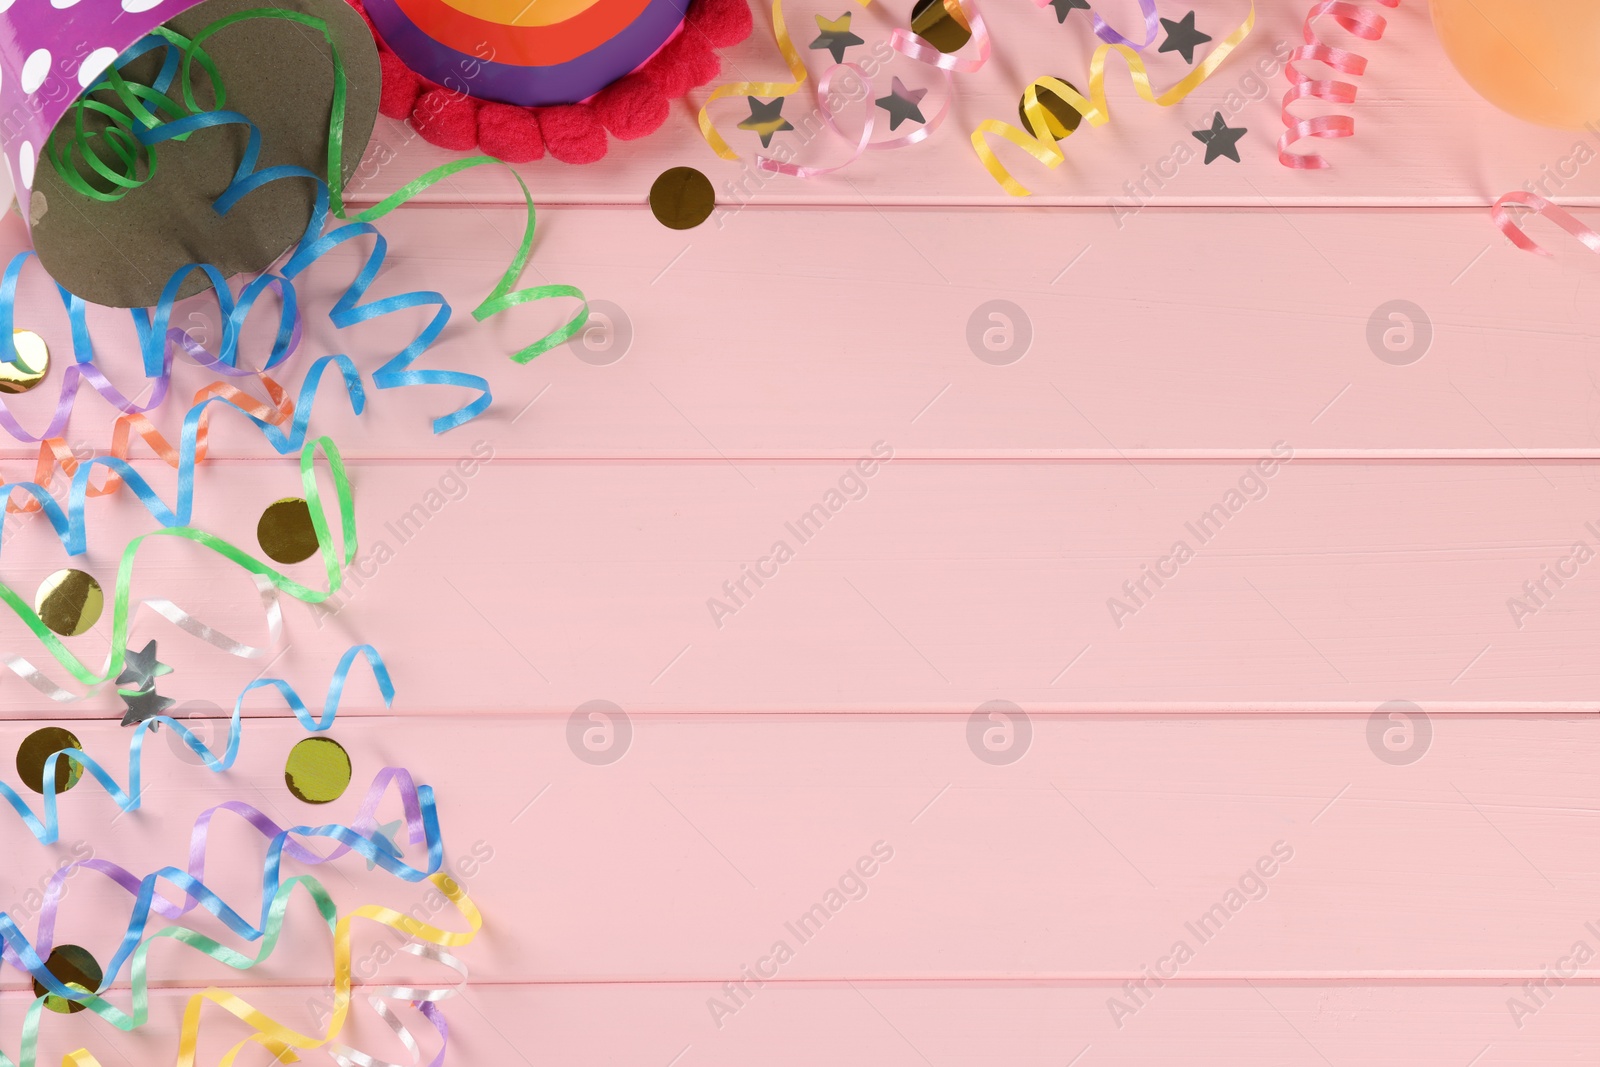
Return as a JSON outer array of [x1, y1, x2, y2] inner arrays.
[[116, 640, 172, 693], [121, 687, 176, 729]]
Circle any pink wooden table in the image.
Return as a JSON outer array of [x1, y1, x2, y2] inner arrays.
[[3, 0, 1600, 1063]]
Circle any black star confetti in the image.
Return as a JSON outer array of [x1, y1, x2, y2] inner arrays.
[[810, 13, 865, 64], [737, 97, 794, 147], [1158, 10, 1212, 64], [1192, 111, 1246, 163], [875, 77, 929, 131], [115, 640, 172, 693], [120, 687, 175, 729], [1047, 0, 1089, 22]]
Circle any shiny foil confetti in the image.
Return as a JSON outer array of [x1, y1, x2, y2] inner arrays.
[[15, 726, 82, 795], [258, 497, 321, 565], [1019, 80, 1084, 139], [33, 569, 102, 637], [33, 946, 100, 1015], [286, 736, 354, 804], [0, 330, 48, 394], [910, 0, 972, 52], [649, 167, 717, 229]]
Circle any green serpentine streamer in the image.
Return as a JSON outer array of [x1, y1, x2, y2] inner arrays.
[[46, 26, 224, 202], [2, 435, 353, 687]]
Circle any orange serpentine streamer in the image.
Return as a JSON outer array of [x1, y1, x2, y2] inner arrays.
[[5, 375, 293, 516]]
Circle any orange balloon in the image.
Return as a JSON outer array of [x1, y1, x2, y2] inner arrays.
[[1430, 0, 1600, 128]]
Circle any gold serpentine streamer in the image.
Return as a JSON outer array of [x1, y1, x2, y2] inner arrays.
[[39, 872, 480, 1067], [971, 2, 1256, 196]]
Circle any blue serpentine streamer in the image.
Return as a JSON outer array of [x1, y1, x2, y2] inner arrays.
[[136, 107, 488, 433]]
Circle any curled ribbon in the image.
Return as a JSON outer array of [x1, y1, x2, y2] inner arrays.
[[971, 2, 1256, 196], [0, 434, 354, 693], [0, 644, 392, 843], [1491, 191, 1600, 257], [3, 871, 479, 1067], [44, 10, 589, 432], [1277, 0, 1400, 169]]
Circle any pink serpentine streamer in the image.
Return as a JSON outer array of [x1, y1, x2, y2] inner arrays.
[[1492, 191, 1600, 257], [1278, 0, 1399, 169], [759, 0, 987, 178], [890, 0, 992, 71], [757, 64, 952, 177]]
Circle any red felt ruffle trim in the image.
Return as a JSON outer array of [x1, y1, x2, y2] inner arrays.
[[347, 0, 752, 164]]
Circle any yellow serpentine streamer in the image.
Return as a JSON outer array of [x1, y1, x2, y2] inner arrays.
[[698, 0, 839, 160], [971, 2, 1256, 195]]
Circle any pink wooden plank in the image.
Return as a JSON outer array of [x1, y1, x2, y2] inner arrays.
[[0, 456, 1598, 714], [4, 204, 1600, 462], [1, 713, 1594, 985], [11, 982, 1600, 1067], [348, 0, 1600, 207], [0, 457, 1583, 717]]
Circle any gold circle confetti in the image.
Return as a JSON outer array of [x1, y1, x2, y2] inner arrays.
[[649, 167, 716, 230], [285, 737, 352, 804], [33, 569, 102, 637], [16, 727, 83, 796], [0, 331, 50, 394], [1018, 80, 1084, 141], [910, 0, 972, 53], [32, 945, 101, 1014], [257, 497, 319, 565]]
